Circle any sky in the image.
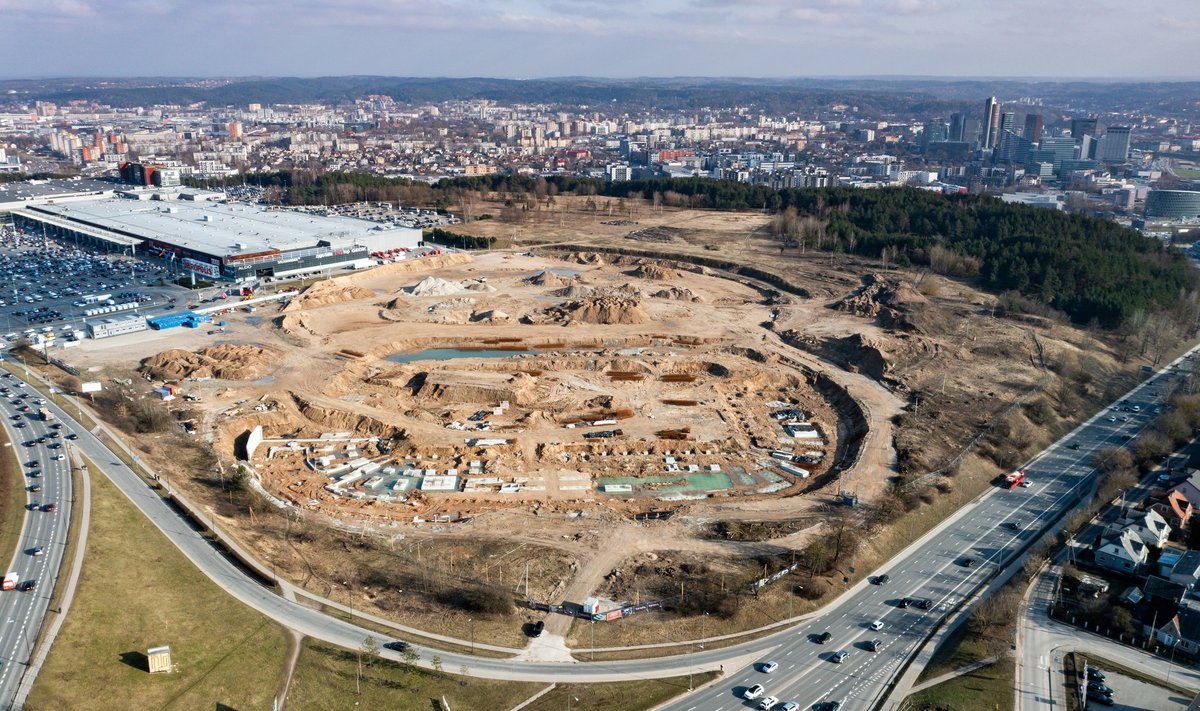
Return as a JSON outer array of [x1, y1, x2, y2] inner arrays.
[[0, 0, 1197, 79]]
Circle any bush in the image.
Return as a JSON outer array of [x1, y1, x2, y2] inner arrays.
[[435, 585, 514, 615]]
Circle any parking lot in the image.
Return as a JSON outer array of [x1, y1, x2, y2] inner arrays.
[[1087, 665, 1191, 710], [0, 225, 188, 342]]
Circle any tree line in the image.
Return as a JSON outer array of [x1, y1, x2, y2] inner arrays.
[[205, 171, 1197, 328]]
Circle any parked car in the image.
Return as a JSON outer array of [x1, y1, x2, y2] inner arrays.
[[1086, 690, 1114, 706]]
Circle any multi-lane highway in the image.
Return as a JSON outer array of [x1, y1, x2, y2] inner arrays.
[[658, 354, 1192, 711], [0, 370, 72, 708], [0, 348, 1192, 709]]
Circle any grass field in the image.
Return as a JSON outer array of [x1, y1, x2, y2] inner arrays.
[[0, 416, 26, 570], [25, 473, 290, 711], [904, 657, 1015, 711], [288, 639, 718, 711]]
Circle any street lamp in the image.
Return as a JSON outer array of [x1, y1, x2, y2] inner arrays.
[[469, 617, 474, 654]]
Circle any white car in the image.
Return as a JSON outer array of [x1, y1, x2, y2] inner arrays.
[[780, 703, 801, 711], [758, 697, 779, 710], [744, 684, 765, 700], [869, 620, 884, 631], [759, 660, 779, 673]]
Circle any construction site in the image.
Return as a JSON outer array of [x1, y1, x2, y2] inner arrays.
[[53, 201, 1132, 648]]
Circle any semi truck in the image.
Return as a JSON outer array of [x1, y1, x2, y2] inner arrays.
[[38, 407, 53, 422], [3, 572, 18, 590]]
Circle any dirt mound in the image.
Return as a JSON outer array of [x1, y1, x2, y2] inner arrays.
[[471, 309, 512, 323], [289, 283, 376, 310], [408, 277, 471, 297], [566, 252, 606, 266], [292, 394, 407, 439], [650, 286, 703, 302], [141, 344, 280, 381], [525, 270, 574, 288], [832, 274, 928, 333], [554, 284, 596, 299], [464, 282, 497, 292], [557, 292, 650, 325], [627, 263, 676, 281], [626, 226, 687, 243], [417, 370, 538, 405], [782, 330, 892, 381]]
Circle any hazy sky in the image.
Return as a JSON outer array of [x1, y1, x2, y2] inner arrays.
[[1, 0, 1196, 79]]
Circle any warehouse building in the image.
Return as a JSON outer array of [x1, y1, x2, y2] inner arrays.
[[10, 196, 422, 282]]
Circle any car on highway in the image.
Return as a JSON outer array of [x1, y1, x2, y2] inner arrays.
[[759, 661, 779, 673], [869, 620, 884, 631], [758, 696, 779, 710], [916, 598, 933, 610], [54, 454, 65, 460], [875, 574, 890, 585], [20, 579, 36, 592], [960, 557, 975, 567], [42, 502, 56, 513], [779, 703, 800, 711], [866, 639, 882, 652], [815, 702, 841, 711], [65, 433, 77, 440], [1070, 442, 1081, 450], [382, 641, 407, 651], [28, 547, 43, 556], [814, 631, 832, 644], [1107, 416, 1117, 422], [743, 684, 765, 700], [899, 597, 912, 608], [831, 650, 849, 664], [28, 484, 40, 492]]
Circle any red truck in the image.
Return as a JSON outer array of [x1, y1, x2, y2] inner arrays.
[[1003, 470, 1026, 489], [3, 572, 19, 590]]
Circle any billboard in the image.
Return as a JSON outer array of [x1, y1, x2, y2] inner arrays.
[[81, 381, 102, 393], [181, 257, 220, 279]]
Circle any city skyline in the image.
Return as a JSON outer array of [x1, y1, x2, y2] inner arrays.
[[0, 0, 1197, 80]]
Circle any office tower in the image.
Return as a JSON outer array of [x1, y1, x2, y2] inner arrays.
[[922, 118, 949, 152], [999, 112, 1015, 139], [962, 118, 982, 148], [1098, 126, 1132, 162], [1070, 117, 1098, 138], [983, 97, 1001, 149], [1023, 114, 1043, 143], [1036, 136, 1078, 170], [1079, 134, 1098, 160], [948, 113, 964, 142]]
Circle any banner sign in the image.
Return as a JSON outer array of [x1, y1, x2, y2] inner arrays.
[[181, 257, 220, 278]]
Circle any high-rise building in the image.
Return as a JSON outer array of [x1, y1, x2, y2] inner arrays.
[[922, 118, 949, 152], [963, 118, 982, 147], [1097, 126, 1132, 162], [983, 97, 1001, 149], [1070, 117, 1098, 138], [1079, 134, 1098, 160], [1032, 136, 1078, 171], [1023, 114, 1043, 143], [949, 113, 964, 142], [999, 112, 1015, 139]]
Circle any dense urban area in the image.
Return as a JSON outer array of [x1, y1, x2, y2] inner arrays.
[[0, 75, 1199, 711]]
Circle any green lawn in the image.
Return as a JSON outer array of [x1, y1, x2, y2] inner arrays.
[[288, 639, 720, 711], [26, 473, 291, 711], [0, 419, 26, 570], [905, 657, 1015, 711], [916, 620, 988, 682]]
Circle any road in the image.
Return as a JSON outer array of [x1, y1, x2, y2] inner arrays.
[[1017, 560, 1200, 710], [0, 371, 73, 708], [657, 354, 1195, 711], [1, 351, 1195, 708]]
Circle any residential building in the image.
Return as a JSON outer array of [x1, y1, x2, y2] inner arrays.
[[1170, 471, 1200, 511], [1113, 509, 1171, 549], [1149, 490, 1194, 530], [1094, 528, 1149, 574]]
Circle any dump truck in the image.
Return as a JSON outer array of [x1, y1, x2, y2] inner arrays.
[[38, 407, 53, 422]]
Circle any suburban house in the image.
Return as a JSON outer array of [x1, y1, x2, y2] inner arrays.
[[1095, 529, 1149, 575], [1112, 509, 1172, 549], [1170, 471, 1200, 512], [1150, 490, 1194, 530], [1169, 551, 1200, 592], [1144, 575, 1188, 608], [1148, 604, 1200, 656]]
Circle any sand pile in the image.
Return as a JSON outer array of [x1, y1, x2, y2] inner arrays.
[[288, 283, 375, 310], [557, 292, 650, 325], [464, 282, 498, 292], [567, 252, 606, 266], [408, 277, 471, 296], [525, 270, 574, 287], [554, 284, 596, 299], [628, 263, 676, 281], [471, 309, 512, 323], [650, 286, 703, 302], [141, 344, 280, 381]]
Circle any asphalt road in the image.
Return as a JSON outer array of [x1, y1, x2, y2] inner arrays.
[[659, 355, 1196, 711], [1, 352, 1195, 708], [0, 371, 73, 708]]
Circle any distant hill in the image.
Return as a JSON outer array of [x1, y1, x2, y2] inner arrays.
[[2, 76, 1197, 119]]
